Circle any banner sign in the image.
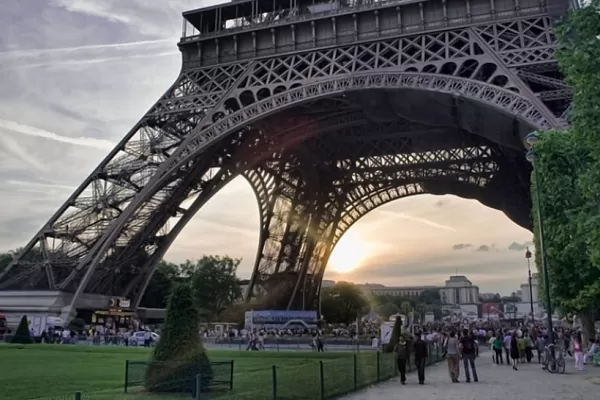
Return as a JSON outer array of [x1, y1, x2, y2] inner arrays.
[[380, 321, 394, 344], [481, 302, 501, 319], [244, 310, 318, 330]]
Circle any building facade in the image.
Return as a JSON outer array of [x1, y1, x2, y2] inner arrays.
[[439, 276, 480, 306], [519, 273, 539, 303], [359, 283, 438, 298]]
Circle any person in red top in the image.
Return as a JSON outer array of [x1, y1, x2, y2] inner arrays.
[[572, 331, 585, 371]]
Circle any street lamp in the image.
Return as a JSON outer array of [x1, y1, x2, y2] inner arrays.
[[525, 248, 535, 322], [524, 131, 554, 345]]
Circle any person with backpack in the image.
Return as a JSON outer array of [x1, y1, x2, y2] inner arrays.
[[413, 333, 429, 385], [445, 330, 461, 383], [393, 335, 410, 385], [459, 328, 479, 383]]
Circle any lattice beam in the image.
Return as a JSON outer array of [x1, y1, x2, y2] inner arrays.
[[0, 9, 565, 315]]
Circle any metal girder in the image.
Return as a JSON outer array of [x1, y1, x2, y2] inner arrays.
[[243, 123, 530, 309], [0, 10, 568, 314]]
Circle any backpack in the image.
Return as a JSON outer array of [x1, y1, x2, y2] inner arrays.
[[462, 337, 474, 353], [493, 337, 503, 350]]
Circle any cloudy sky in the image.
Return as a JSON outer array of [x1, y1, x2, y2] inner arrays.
[[0, 0, 535, 295]]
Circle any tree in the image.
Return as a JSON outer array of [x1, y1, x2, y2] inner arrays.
[[399, 301, 412, 316], [418, 288, 441, 305], [531, 2, 600, 342], [190, 256, 242, 322], [145, 283, 212, 395], [378, 302, 400, 320], [141, 261, 181, 309], [320, 282, 369, 324], [0, 251, 13, 273], [384, 315, 403, 353], [11, 315, 32, 344], [430, 304, 442, 321]]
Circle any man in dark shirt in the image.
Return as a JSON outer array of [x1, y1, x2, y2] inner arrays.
[[413, 333, 428, 385], [459, 329, 479, 383], [393, 335, 409, 384]]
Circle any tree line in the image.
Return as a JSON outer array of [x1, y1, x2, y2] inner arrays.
[[0, 251, 243, 323], [0, 249, 446, 326], [530, 2, 600, 342], [320, 281, 444, 324]]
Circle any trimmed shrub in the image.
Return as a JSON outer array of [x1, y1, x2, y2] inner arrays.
[[11, 315, 33, 344], [384, 316, 403, 353], [145, 283, 212, 395]]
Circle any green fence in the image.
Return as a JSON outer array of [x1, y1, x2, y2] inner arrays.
[[124, 360, 234, 394], [271, 344, 442, 400], [33, 344, 442, 400]]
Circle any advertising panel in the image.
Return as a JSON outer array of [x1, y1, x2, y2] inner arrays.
[[503, 302, 518, 319], [380, 321, 394, 344], [244, 310, 318, 330], [481, 302, 501, 320]]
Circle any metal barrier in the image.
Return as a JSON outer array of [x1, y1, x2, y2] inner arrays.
[[124, 359, 234, 395]]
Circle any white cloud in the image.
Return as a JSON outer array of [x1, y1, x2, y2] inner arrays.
[[0, 39, 172, 58], [0, 132, 47, 171], [6, 179, 77, 191], [375, 209, 458, 232], [0, 118, 115, 150], [53, 0, 228, 37]]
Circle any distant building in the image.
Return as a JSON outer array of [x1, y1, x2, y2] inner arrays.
[[520, 273, 539, 303], [325, 275, 481, 307], [358, 283, 437, 297], [514, 273, 545, 318], [439, 276, 480, 305]]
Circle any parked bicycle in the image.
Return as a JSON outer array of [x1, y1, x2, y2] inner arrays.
[[542, 344, 566, 374]]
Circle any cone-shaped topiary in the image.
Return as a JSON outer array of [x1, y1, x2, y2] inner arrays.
[[12, 315, 33, 344], [145, 283, 212, 396], [384, 316, 403, 353]]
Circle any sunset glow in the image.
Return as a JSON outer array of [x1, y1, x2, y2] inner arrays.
[[327, 230, 368, 273]]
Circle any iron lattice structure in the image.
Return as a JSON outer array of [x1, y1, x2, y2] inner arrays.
[[0, 0, 572, 311]]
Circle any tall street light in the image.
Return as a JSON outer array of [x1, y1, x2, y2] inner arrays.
[[525, 131, 554, 345], [525, 247, 535, 322]]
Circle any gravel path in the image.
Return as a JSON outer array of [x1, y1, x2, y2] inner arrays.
[[341, 356, 600, 400]]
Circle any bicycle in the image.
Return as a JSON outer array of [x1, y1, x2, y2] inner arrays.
[[542, 344, 566, 374]]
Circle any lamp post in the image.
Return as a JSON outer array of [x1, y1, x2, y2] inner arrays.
[[525, 247, 535, 322], [524, 131, 554, 345]]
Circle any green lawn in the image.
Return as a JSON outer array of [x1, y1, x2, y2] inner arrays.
[[0, 345, 413, 400]]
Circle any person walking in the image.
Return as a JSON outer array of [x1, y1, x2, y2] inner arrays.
[[535, 334, 545, 364], [492, 334, 504, 365], [525, 332, 534, 363], [503, 331, 512, 365], [445, 331, 461, 382], [413, 333, 428, 385], [510, 332, 520, 370], [488, 332, 496, 364], [459, 329, 479, 383], [393, 335, 410, 385]]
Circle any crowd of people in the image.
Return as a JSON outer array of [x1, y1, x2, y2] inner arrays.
[[389, 322, 600, 385]]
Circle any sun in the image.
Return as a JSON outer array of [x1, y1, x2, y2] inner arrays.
[[327, 230, 368, 273]]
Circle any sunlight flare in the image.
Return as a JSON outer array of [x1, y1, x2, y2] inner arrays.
[[328, 230, 368, 273]]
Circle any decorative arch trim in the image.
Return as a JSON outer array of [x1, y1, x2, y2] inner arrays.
[[168, 71, 555, 179]]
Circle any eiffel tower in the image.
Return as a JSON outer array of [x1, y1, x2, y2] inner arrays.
[[0, 0, 573, 318]]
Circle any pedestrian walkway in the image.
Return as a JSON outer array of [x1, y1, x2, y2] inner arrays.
[[342, 357, 600, 400]]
